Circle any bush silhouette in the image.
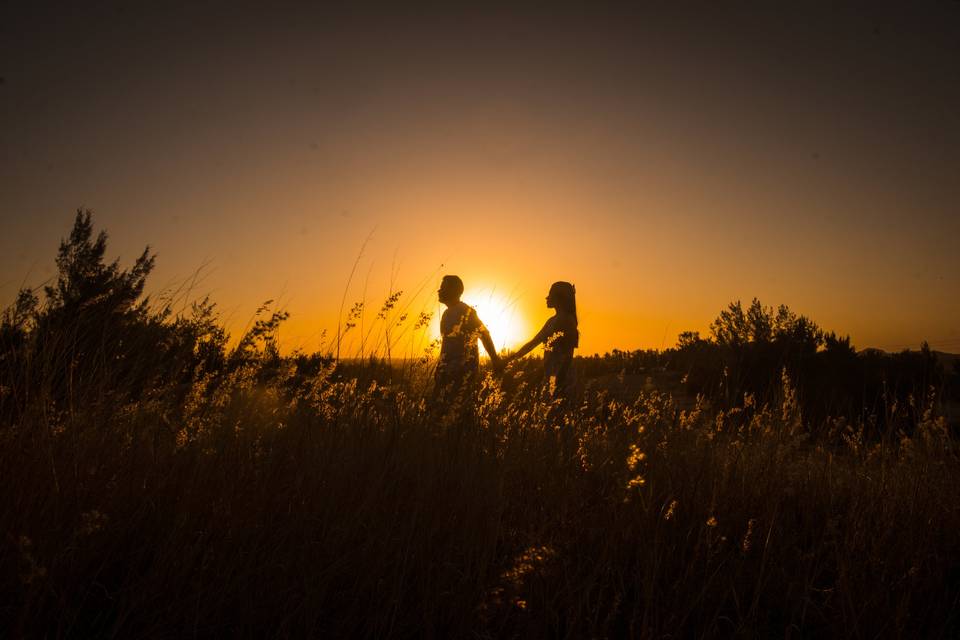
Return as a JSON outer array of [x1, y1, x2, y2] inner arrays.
[[1, 210, 245, 425], [667, 298, 954, 434]]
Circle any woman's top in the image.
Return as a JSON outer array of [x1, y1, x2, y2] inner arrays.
[[536, 311, 578, 393]]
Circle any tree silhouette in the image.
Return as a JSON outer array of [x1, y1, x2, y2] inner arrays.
[[44, 209, 154, 317], [1, 210, 232, 421]]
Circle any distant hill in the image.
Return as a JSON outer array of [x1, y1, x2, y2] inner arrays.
[[936, 351, 960, 371], [859, 348, 960, 371]]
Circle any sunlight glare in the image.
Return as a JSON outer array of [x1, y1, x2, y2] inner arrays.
[[466, 287, 529, 354], [431, 286, 529, 355]]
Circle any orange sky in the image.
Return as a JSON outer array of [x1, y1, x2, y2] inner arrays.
[[2, 4, 959, 354]]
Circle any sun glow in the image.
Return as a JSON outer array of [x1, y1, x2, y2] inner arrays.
[[462, 287, 531, 355]]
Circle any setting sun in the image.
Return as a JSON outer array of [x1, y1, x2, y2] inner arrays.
[[452, 286, 531, 354]]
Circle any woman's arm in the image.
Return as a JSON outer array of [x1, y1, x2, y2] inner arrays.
[[506, 319, 553, 362]]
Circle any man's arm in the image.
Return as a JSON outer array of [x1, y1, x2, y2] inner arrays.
[[479, 327, 502, 368], [468, 308, 502, 367]]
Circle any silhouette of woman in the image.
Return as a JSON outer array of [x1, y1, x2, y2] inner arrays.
[[503, 281, 579, 397]]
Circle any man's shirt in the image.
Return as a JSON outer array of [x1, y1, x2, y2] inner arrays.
[[438, 301, 484, 375]]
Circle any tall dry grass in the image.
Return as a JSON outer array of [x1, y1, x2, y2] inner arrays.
[[3, 341, 959, 637]]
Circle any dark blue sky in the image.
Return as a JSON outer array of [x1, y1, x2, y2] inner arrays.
[[2, 3, 959, 352]]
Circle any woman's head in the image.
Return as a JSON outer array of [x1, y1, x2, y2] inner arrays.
[[546, 281, 577, 316]]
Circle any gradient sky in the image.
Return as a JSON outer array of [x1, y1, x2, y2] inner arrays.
[[3, 3, 959, 355]]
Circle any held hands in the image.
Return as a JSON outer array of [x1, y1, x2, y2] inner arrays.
[[490, 353, 514, 373]]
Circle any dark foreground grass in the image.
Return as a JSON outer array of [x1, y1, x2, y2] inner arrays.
[[3, 359, 960, 639]]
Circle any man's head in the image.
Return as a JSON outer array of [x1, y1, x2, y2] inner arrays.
[[438, 275, 464, 306]]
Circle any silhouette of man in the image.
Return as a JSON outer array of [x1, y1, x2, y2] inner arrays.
[[434, 275, 501, 400]]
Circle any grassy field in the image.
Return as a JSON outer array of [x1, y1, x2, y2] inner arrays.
[[3, 353, 959, 638]]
